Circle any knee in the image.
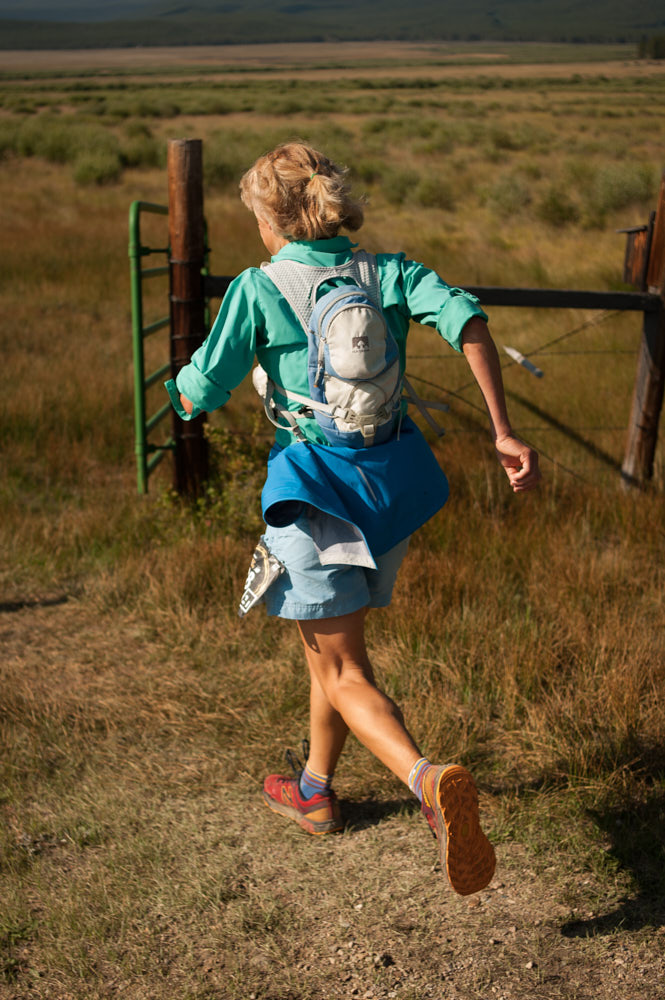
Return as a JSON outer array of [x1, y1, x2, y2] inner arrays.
[[318, 660, 374, 711]]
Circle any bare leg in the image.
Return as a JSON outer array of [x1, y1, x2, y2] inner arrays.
[[307, 668, 349, 776], [292, 611, 495, 895], [298, 609, 423, 786]]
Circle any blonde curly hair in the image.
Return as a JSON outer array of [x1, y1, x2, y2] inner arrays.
[[239, 141, 364, 241]]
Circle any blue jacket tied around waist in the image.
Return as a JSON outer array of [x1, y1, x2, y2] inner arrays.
[[261, 417, 449, 562]]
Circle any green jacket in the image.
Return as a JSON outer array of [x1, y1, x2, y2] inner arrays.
[[166, 236, 487, 448]]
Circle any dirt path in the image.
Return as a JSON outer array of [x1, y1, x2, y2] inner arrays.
[[2, 597, 664, 1000]]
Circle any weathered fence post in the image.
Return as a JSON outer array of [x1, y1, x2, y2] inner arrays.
[[621, 171, 665, 485], [168, 138, 209, 495]]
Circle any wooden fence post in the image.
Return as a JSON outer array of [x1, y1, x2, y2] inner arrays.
[[622, 171, 665, 485], [168, 138, 209, 495]]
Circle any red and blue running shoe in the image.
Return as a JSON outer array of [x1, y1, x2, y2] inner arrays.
[[263, 774, 343, 835], [421, 764, 496, 896], [263, 743, 344, 836]]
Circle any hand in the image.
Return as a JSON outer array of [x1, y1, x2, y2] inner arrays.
[[494, 433, 541, 492], [180, 393, 194, 415]]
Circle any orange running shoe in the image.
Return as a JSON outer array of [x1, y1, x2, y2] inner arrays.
[[421, 764, 496, 896], [263, 775, 344, 835]]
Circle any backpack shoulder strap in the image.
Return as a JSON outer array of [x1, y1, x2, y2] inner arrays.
[[348, 250, 381, 304], [261, 251, 381, 331]]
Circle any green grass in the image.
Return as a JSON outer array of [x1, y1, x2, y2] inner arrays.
[[1, 47, 665, 999]]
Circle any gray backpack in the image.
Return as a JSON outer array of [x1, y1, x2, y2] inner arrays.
[[253, 251, 449, 446], [259, 251, 401, 448]]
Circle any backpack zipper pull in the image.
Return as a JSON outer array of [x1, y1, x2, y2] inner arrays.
[[314, 336, 326, 387]]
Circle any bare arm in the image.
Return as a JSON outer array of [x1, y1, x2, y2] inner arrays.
[[461, 317, 540, 493]]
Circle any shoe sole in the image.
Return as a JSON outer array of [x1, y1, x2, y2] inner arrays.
[[262, 791, 344, 836], [433, 765, 496, 896]]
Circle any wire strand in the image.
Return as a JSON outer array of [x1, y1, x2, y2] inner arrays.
[[452, 309, 622, 393]]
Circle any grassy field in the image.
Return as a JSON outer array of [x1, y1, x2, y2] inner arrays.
[[1, 42, 665, 1000]]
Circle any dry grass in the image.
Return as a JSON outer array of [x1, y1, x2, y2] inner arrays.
[[0, 40, 647, 75], [2, 47, 665, 999]]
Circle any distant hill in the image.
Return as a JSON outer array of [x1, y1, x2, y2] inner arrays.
[[0, 1, 146, 21], [1, 0, 664, 50]]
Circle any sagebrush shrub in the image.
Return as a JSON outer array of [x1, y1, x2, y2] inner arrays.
[[487, 173, 533, 217], [537, 184, 580, 227]]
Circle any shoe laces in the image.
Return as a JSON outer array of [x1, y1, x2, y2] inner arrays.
[[285, 738, 310, 780]]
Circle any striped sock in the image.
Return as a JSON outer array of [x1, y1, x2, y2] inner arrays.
[[299, 763, 333, 800], [407, 756, 432, 803]]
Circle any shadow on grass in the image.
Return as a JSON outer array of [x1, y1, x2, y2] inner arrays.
[[562, 789, 665, 937], [506, 389, 623, 473], [340, 796, 417, 832], [0, 593, 71, 614]]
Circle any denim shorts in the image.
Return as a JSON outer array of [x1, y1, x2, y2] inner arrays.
[[261, 515, 409, 620]]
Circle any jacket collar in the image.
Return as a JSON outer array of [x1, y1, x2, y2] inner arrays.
[[271, 236, 357, 266]]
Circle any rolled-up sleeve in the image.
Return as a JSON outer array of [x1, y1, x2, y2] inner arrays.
[[380, 253, 488, 354], [165, 269, 265, 420]]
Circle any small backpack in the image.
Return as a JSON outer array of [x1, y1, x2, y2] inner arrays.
[[257, 251, 402, 448]]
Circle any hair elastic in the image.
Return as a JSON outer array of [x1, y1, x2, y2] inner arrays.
[[309, 171, 318, 180]]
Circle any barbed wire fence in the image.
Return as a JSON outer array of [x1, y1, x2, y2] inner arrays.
[[131, 142, 665, 495], [405, 309, 632, 483]]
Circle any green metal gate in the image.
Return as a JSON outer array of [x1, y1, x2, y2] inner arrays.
[[128, 200, 173, 494]]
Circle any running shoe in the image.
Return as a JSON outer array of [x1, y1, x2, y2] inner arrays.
[[263, 774, 343, 835], [421, 764, 496, 895], [263, 742, 343, 836]]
